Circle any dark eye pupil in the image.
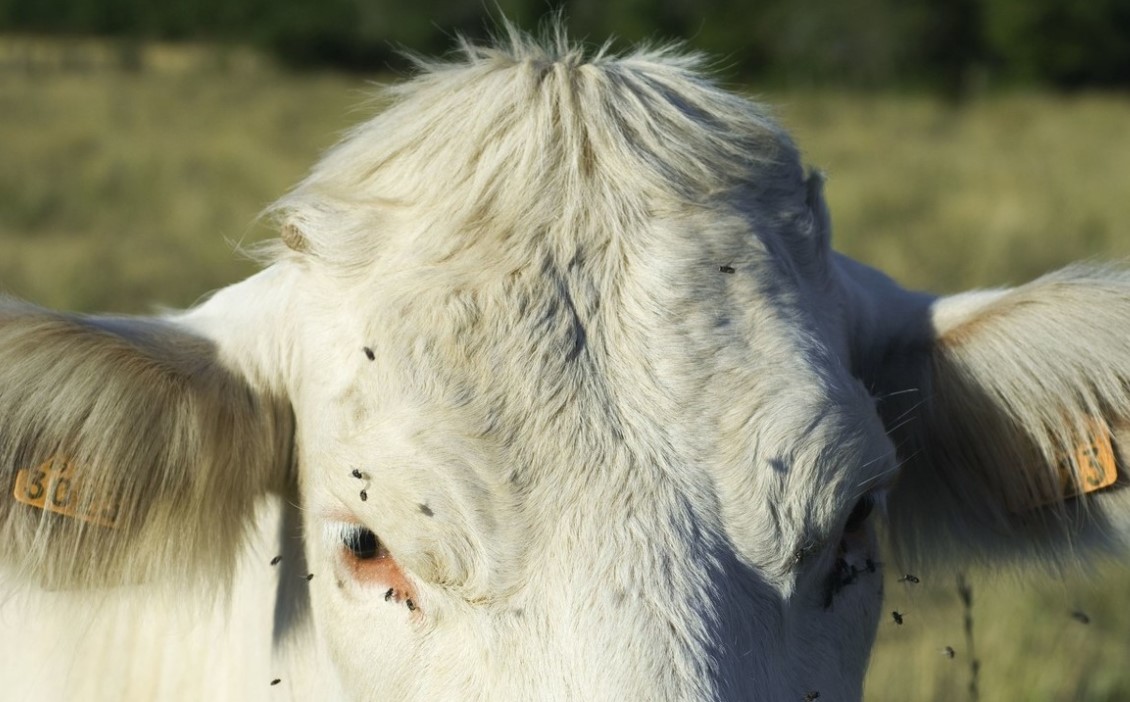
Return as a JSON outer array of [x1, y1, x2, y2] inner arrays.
[[344, 528, 380, 560], [844, 495, 874, 533]]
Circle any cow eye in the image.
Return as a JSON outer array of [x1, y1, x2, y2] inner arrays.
[[844, 495, 874, 533], [342, 526, 381, 560]]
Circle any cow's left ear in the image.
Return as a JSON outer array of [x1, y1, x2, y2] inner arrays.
[[0, 266, 297, 590], [848, 263, 1130, 570]]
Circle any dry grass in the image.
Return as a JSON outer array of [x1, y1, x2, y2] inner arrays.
[[2, 37, 1130, 701], [0, 36, 364, 312], [867, 562, 1130, 701], [772, 91, 1130, 293]]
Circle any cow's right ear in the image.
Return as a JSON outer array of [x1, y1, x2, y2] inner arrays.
[[0, 267, 297, 590]]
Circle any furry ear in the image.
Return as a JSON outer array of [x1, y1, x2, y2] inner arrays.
[[0, 269, 296, 591], [852, 264, 1130, 570]]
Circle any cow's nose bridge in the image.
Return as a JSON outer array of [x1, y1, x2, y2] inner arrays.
[[514, 515, 788, 701]]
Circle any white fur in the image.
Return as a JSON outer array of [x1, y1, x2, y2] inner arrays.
[[3, 25, 1130, 701]]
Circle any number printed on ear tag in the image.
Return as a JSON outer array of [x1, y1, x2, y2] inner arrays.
[[1018, 420, 1122, 512], [1064, 424, 1119, 497], [12, 457, 120, 528]]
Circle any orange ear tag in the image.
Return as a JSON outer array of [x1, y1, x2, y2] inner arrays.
[[12, 457, 120, 528], [1016, 421, 1122, 512], [1061, 424, 1119, 498], [1021, 422, 1121, 511]]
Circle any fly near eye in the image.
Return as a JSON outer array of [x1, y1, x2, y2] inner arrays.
[[844, 495, 875, 533], [343, 527, 381, 560]]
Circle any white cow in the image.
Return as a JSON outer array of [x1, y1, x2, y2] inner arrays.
[[2, 27, 1129, 701]]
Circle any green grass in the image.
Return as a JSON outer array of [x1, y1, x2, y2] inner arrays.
[[2, 37, 1130, 701]]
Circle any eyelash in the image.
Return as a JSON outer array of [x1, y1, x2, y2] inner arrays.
[[344, 526, 382, 560], [327, 523, 387, 561]]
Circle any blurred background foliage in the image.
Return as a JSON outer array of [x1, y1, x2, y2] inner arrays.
[[1, 0, 1129, 91]]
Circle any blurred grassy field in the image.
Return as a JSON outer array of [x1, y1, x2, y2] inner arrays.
[[3, 37, 1130, 701]]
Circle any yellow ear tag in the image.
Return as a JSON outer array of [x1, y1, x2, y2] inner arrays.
[[12, 457, 120, 528], [1062, 424, 1119, 497], [1027, 422, 1123, 510]]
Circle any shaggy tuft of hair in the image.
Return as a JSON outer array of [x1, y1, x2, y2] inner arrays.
[[265, 22, 804, 273]]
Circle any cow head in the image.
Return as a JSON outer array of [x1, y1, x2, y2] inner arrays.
[[3, 28, 1129, 701]]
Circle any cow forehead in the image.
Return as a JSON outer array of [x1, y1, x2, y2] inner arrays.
[[296, 218, 891, 592]]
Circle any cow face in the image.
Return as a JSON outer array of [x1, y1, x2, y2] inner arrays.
[[259, 37, 902, 699], [4, 27, 1130, 702]]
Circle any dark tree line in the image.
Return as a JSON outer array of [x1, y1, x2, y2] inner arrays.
[[2, 0, 1127, 90]]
